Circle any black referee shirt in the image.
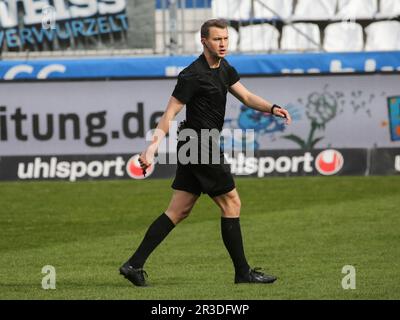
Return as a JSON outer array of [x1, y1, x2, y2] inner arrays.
[[172, 54, 240, 132]]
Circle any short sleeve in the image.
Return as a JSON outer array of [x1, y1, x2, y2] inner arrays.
[[228, 65, 240, 86], [172, 72, 198, 104]]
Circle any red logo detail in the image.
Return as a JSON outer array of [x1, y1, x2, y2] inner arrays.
[[315, 150, 344, 176], [126, 155, 154, 179]]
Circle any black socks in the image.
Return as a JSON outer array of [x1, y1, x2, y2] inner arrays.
[[128, 213, 175, 269], [221, 217, 250, 277], [128, 214, 250, 276]]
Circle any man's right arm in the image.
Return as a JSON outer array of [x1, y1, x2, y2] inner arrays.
[[139, 96, 185, 169]]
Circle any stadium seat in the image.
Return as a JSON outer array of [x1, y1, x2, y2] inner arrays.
[[365, 21, 400, 51], [336, 0, 378, 19], [377, 0, 400, 18], [280, 23, 321, 51], [293, 0, 337, 20], [253, 0, 293, 20], [211, 0, 251, 20], [194, 26, 239, 53], [323, 22, 364, 52], [239, 24, 280, 52]]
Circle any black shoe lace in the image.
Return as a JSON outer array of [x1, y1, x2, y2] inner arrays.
[[251, 267, 265, 276], [127, 266, 148, 281], [138, 269, 148, 280]]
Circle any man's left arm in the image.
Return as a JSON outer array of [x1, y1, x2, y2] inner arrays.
[[229, 81, 292, 125]]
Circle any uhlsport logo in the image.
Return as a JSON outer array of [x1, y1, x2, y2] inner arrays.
[[126, 154, 155, 179], [226, 149, 345, 177], [315, 149, 344, 176], [15, 156, 155, 181]]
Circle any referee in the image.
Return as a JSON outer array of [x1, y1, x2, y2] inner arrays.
[[120, 19, 292, 286]]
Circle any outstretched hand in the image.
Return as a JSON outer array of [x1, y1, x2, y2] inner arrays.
[[273, 107, 292, 125], [138, 150, 154, 177]]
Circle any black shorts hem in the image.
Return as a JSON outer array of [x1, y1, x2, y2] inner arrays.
[[171, 185, 201, 197], [207, 184, 236, 198]]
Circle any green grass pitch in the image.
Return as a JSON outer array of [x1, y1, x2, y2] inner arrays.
[[0, 176, 399, 300]]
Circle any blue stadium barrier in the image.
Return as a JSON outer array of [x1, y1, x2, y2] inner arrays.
[[1, 51, 399, 80], [156, 0, 212, 9]]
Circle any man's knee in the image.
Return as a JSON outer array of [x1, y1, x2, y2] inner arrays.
[[221, 196, 241, 217], [178, 206, 192, 220], [165, 191, 198, 224], [166, 206, 192, 224]]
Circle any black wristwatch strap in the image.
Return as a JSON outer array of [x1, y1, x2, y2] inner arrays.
[[271, 104, 282, 115]]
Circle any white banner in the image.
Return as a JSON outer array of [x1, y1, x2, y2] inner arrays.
[[229, 74, 400, 151], [0, 74, 399, 156]]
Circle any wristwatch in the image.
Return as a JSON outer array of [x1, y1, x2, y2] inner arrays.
[[271, 104, 282, 115]]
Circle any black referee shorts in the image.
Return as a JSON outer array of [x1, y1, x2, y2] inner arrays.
[[171, 140, 235, 198]]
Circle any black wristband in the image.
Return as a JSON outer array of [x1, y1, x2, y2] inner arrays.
[[271, 104, 282, 115]]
